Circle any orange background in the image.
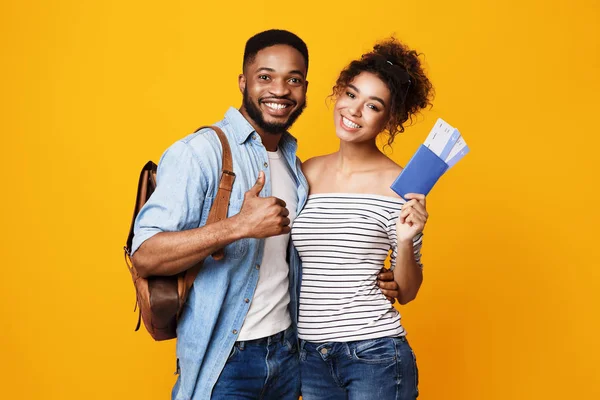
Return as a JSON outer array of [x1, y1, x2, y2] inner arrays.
[[1, 0, 599, 399]]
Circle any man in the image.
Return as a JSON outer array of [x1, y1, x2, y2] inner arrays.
[[131, 29, 400, 400]]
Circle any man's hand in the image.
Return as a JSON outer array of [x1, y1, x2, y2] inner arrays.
[[377, 267, 400, 304], [237, 171, 291, 239]]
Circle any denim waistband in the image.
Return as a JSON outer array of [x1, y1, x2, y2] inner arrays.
[[235, 326, 292, 348], [300, 335, 408, 351]]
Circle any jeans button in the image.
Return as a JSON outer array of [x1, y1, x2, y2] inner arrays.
[[320, 348, 328, 355]]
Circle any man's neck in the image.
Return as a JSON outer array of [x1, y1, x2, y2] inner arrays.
[[257, 131, 282, 152]]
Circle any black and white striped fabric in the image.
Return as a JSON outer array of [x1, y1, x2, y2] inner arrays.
[[291, 193, 423, 343]]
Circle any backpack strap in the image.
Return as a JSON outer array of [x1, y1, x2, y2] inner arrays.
[[181, 125, 236, 300], [124, 161, 157, 256]]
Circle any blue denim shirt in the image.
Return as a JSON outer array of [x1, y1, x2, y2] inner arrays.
[[132, 107, 309, 400]]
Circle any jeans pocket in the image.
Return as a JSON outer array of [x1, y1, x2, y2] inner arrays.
[[226, 345, 238, 362], [353, 338, 396, 364]]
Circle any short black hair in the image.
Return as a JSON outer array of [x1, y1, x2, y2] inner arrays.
[[243, 29, 309, 72]]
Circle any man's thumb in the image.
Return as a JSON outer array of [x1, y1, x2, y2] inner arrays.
[[249, 171, 265, 196]]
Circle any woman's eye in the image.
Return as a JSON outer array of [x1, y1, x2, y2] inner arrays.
[[368, 104, 380, 111], [346, 92, 355, 98]]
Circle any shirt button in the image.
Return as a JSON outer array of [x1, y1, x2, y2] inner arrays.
[[244, 298, 249, 303], [256, 264, 260, 270], [320, 348, 328, 355], [232, 329, 238, 334], [252, 135, 257, 140], [263, 162, 268, 168]]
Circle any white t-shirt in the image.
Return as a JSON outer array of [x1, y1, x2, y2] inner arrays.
[[237, 148, 298, 341]]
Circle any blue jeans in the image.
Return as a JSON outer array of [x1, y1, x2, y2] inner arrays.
[[211, 327, 300, 399], [299, 336, 419, 400]]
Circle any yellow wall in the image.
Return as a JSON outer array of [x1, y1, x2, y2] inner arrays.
[[1, 0, 598, 398]]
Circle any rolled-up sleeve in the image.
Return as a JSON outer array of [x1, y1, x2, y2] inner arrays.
[[386, 210, 424, 271], [131, 140, 207, 256]]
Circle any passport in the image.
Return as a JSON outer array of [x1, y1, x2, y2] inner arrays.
[[390, 118, 469, 200]]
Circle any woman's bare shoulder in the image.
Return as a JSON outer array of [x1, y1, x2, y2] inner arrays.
[[301, 154, 334, 175], [375, 157, 404, 198], [301, 154, 335, 189]]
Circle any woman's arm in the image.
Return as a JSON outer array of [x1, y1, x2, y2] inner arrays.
[[393, 193, 428, 304]]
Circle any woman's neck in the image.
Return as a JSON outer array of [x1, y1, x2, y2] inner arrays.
[[334, 139, 383, 175]]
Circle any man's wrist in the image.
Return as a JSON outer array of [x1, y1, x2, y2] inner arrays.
[[227, 214, 250, 240]]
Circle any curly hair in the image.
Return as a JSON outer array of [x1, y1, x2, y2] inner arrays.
[[332, 38, 434, 146]]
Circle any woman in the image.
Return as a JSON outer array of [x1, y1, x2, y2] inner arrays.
[[291, 38, 434, 399]]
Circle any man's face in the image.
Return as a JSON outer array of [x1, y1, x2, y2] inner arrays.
[[239, 44, 308, 134]]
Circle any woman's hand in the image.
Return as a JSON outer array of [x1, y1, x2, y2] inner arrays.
[[396, 193, 428, 243]]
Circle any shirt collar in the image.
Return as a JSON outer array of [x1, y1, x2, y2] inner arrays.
[[224, 107, 256, 145], [224, 106, 299, 152]]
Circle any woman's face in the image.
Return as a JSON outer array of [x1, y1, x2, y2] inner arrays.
[[334, 71, 391, 144]]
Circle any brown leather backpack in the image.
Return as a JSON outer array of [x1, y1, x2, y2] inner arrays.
[[124, 126, 235, 341]]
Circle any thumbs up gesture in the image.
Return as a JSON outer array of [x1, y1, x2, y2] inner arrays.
[[238, 171, 291, 239]]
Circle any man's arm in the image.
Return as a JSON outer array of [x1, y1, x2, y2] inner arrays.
[[133, 170, 290, 278], [132, 215, 245, 278]]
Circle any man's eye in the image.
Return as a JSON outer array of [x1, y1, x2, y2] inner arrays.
[[258, 75, 270, 80], [289, 77, 301, 84]]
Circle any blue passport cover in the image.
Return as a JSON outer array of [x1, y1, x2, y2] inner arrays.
[[390, 144, 449, 200]]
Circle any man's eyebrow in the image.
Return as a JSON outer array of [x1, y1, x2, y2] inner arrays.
[[255, 67, 276, 73], [255, 67, 305, 79], [288, 70, 306, 78]]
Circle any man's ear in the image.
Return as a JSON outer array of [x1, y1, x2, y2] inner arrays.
[[305, 80, 309, 92], [238, 74, 246, 95]]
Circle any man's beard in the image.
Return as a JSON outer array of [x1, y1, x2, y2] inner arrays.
[[243, 88, 306, 135]]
